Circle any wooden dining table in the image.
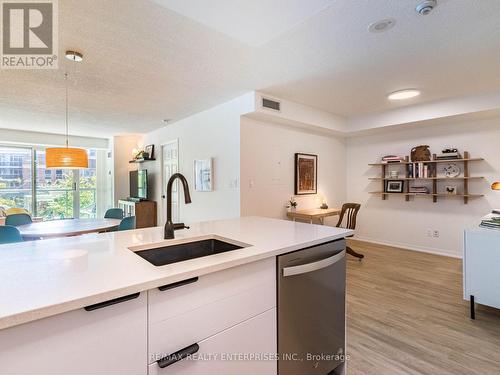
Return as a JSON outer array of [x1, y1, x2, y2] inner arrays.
[[18, 218, 122, 240]]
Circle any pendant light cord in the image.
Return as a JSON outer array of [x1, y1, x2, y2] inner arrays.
[[64, 72, 69, 148]]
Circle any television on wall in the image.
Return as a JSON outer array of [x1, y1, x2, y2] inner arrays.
[[130, 170, 148, 200]]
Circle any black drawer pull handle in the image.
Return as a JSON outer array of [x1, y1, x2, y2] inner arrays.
[[84, 292, 140, 311], [158, 277, 198, 292], [157, 343, 200, 368]]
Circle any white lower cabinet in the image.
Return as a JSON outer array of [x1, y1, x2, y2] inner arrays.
[[0, 292, 148, 375], [148, 308, 277, 375], [148, 257, 276, 361], [0, 259, 278, 375]]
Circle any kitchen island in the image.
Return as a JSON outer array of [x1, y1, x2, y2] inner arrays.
[[0, 216, 352, 374]]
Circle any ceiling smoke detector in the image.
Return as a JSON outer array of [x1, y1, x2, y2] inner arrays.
[[416, 0, 437, 16], [368, 18, 396, 33], [65, 50, 83, 62]]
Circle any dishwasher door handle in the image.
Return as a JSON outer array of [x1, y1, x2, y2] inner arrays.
[[283, 250, 345, 277]]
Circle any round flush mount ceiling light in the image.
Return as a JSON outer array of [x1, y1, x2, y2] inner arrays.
[[388, 89, 421, 101], [65, 50, 83, 62], [368, 18, 396, 33]]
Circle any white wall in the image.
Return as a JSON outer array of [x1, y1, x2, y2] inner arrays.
[[240, 117, 346, 225], [346, 117, 500, 257], [251, 92, 347, 134], [113, 135, 143, 205], [141, 94, 254, 224]]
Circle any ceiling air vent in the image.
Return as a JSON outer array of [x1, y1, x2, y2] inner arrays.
[[262, 98, 281, 112]]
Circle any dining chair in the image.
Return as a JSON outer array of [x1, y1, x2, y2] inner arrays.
[[5, 207, 29, 216], [0, 225, 24, 244], [335, 203, 364, 260], [104, 208, 124, 220], [5, 213, 33, 227], [118, 216, 136, 231]]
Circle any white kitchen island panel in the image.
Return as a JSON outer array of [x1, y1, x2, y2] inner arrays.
[[0, 292, 147, 375]]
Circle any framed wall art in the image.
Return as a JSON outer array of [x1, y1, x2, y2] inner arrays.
[[194, 158, 213, 192], [294, 153, 317, 195], [385, 180, 405, 193]]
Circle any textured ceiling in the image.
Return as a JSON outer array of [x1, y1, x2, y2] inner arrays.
[[1, 0, 500, 137], [153, 0, 335, 46]]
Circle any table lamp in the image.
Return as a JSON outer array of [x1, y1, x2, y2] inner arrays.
[[492, 182, 500, 215], [320, 197, 329, 209]]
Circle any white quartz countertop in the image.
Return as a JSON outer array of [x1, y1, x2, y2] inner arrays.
[[0, 216, 353, 330]]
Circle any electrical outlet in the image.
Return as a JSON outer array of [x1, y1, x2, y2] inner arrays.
[[433, 230, 440, 238]]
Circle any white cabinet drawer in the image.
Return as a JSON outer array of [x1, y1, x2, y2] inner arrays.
[[148, 257, 276, 363], [0, 292, 147, 375], [148, 308, 277, 375]]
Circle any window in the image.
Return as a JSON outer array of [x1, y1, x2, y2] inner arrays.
[[0, 146, 32, 213], [0, 145, 105, 220], [35, 149, 98, 220]]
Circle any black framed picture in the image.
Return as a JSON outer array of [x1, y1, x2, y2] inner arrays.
[[385, 180, 404, 193], [144, 144, 155, 159], [294, 153, 317, 195]]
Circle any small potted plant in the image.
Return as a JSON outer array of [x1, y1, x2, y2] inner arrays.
[[286, 197, 298, 212]]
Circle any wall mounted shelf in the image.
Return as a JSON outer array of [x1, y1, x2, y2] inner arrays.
[[369, 192, 484, 198], [369, 151, 484, 204], [368, 158, 483, 166], [129, 158, 156, 164], [368, 177, 484, 181]]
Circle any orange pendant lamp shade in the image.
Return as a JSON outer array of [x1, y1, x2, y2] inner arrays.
[[46, 147, 88, 169], [492, 182, 500, 190], [48, 66, 89, 169]]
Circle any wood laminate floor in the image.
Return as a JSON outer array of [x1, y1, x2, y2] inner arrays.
[[346, 240, 500, 375]]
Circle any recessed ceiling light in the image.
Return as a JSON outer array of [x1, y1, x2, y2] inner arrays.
[[388, 89, 421, 100], [65, 50, 83, 62], [368, 18, 396, 33]]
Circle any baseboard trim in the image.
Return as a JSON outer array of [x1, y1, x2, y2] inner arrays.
[[350, 236, 462, 259]]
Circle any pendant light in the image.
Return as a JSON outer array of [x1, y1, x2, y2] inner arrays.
[[46, 63, 88, 169]]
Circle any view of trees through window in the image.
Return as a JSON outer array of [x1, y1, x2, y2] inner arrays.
[[0, 146, 97, 220], [0, 147, 32, 211]]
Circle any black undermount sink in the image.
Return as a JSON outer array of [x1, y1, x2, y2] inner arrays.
[[134, 238, 245, 266]]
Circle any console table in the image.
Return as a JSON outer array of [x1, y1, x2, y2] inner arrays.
[[463, 228, 500, 319], [286, 208, 341, 224]]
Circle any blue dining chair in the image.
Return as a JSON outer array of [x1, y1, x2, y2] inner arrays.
[[0, 225, 24, 244], [118, 216, 136, 231], [104, 208, 124, 220], [5, 213, 32, 227]]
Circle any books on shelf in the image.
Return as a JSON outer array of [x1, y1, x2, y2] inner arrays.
[[480, 213, 500, 229], [436, 152, 461, 160], [381, 155, 405, 163], [408, 162, 434, 179], [409, 186, 429, 194]]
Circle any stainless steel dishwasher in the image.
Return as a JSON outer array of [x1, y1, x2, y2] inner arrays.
[[278, 239, 346, 375]]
